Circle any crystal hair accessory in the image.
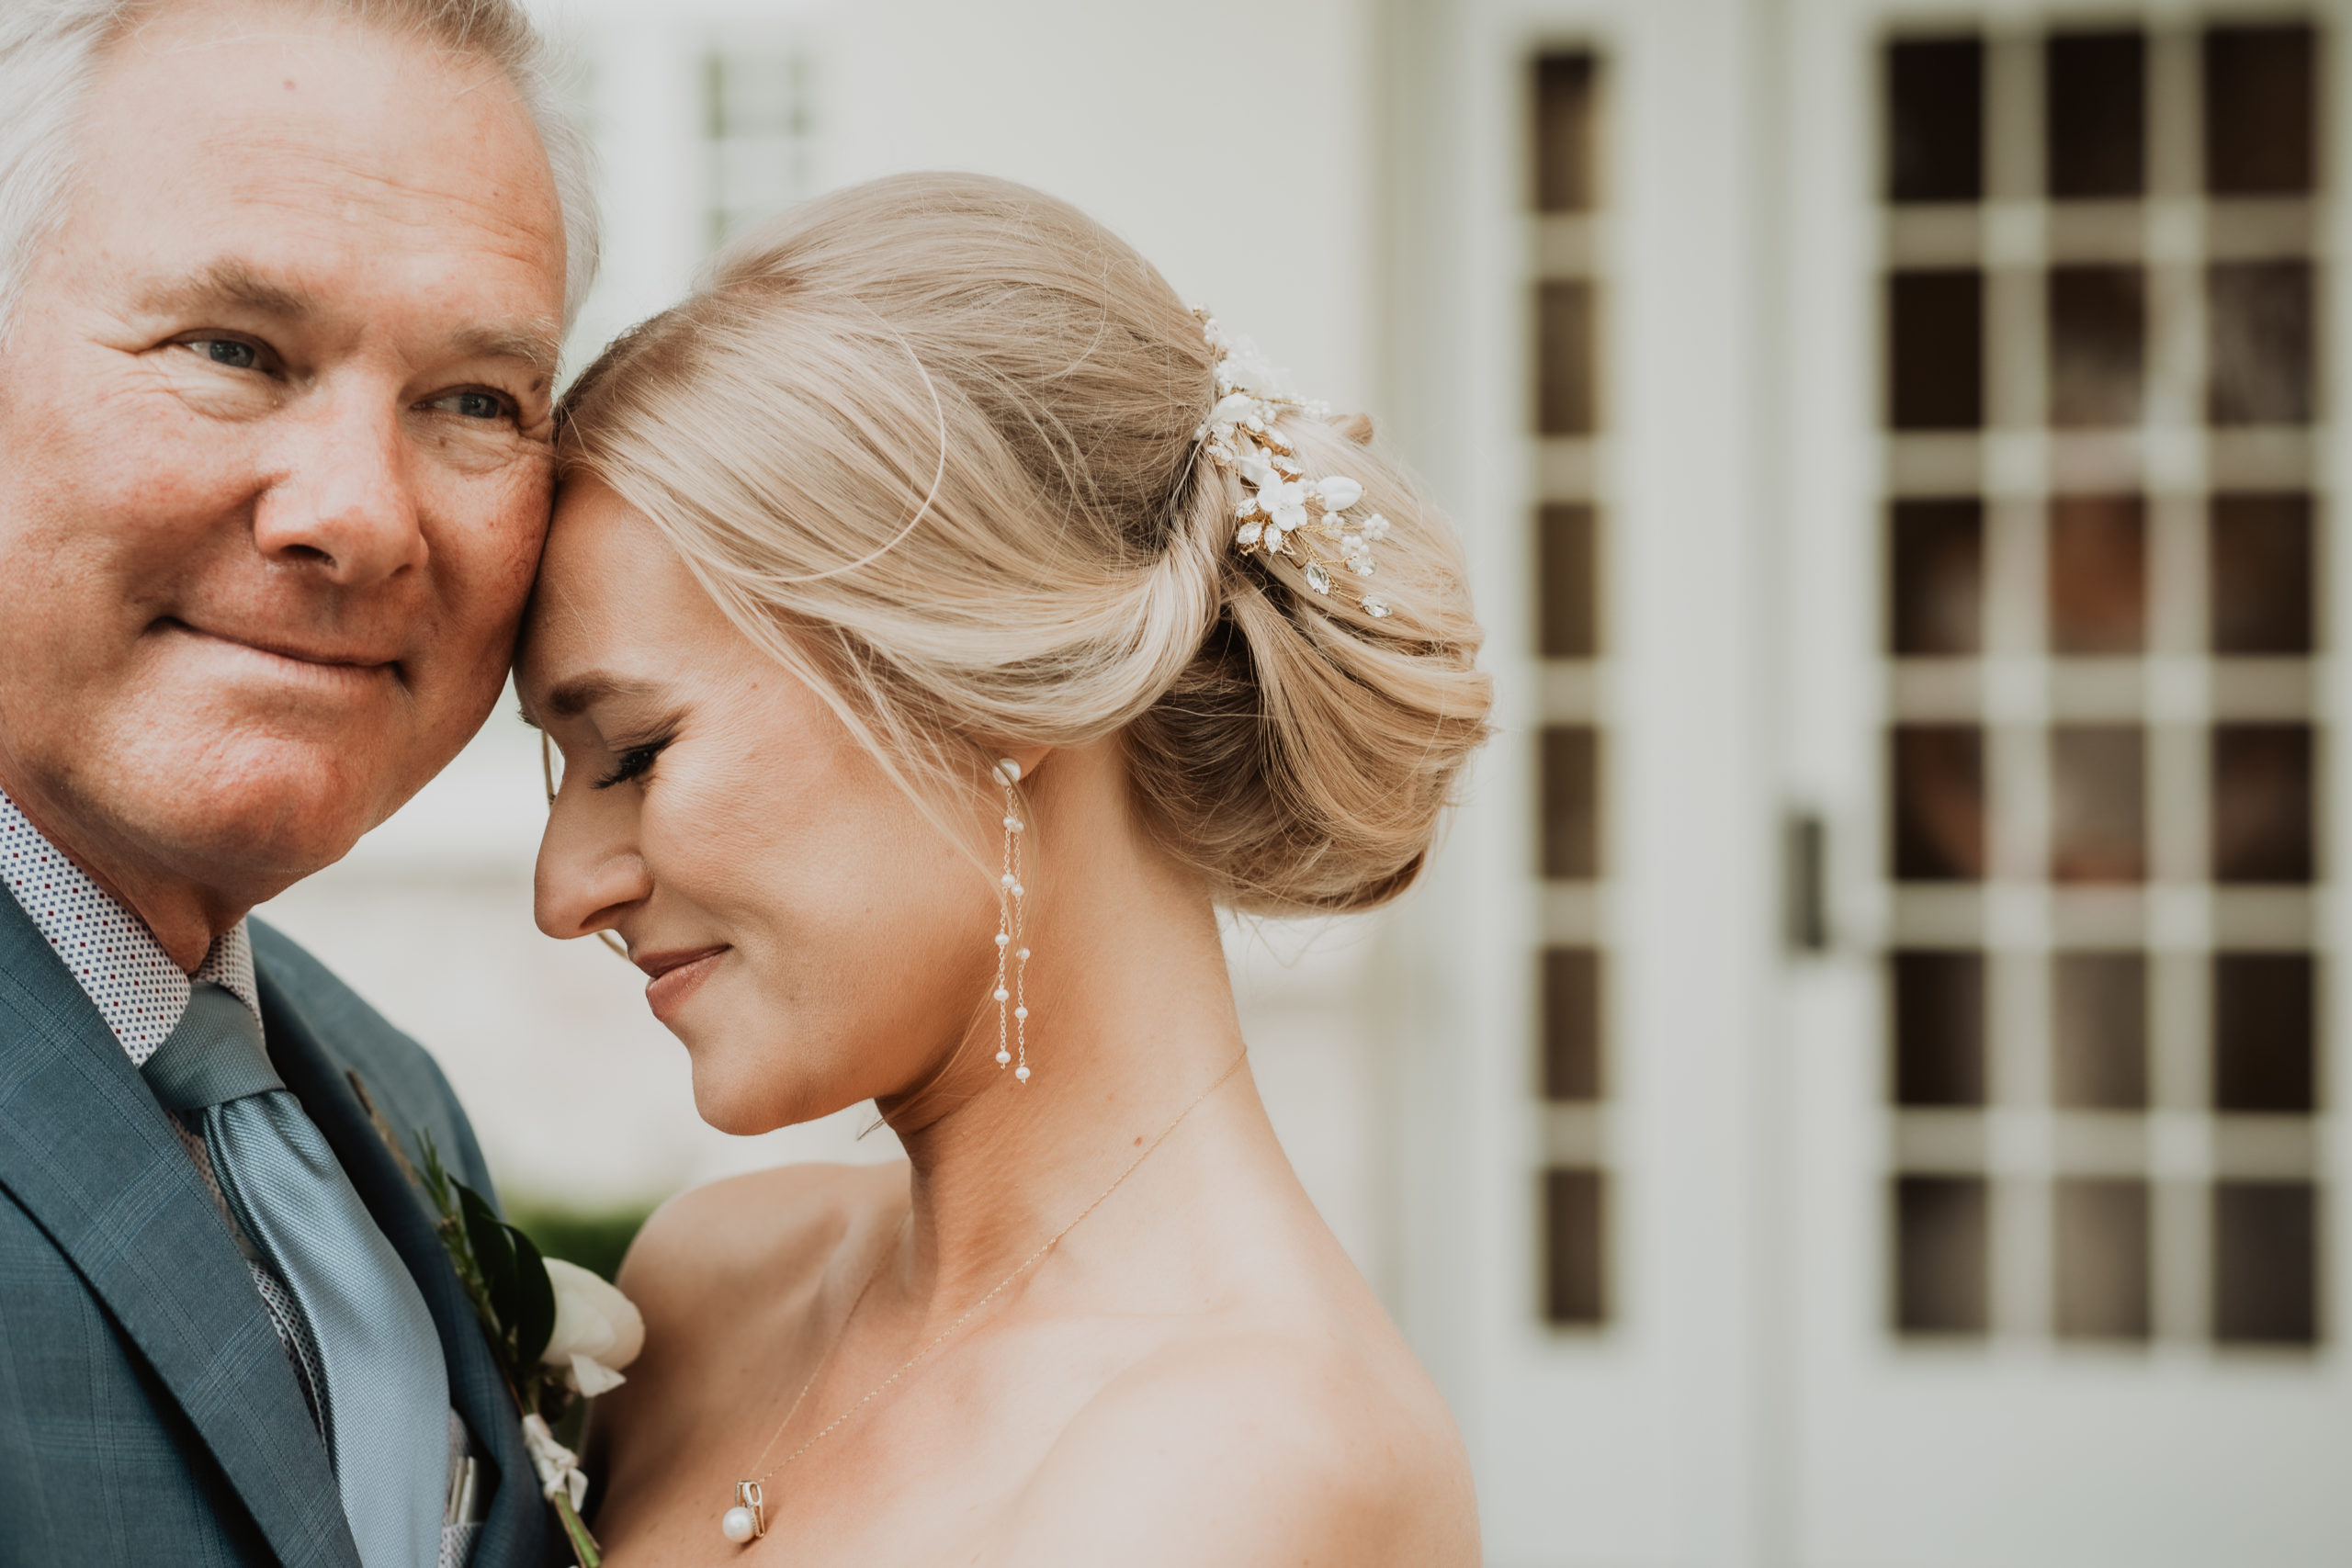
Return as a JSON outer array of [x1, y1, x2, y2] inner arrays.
[[1193, 310, 1392, 620]]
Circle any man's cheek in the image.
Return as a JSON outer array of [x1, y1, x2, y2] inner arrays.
[[436, 461, 551, 580], [0, 568, 108, 704], [466, 506, 555, 649]]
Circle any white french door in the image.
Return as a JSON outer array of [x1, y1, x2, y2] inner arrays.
[[1776, 3, 2352, 1562], [1395, 1, 2352, 1563]]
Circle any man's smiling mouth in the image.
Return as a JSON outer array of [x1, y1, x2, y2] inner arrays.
[[157, 616, 404, 684]]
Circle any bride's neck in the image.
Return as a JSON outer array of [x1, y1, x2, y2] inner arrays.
[[877, 745, 1253, 1310]]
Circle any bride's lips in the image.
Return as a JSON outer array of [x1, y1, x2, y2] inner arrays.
[[635, 945, 729, 1021]]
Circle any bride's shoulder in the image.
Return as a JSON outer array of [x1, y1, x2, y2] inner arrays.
[[1014, 1324, 1479, 1568], [615, 1160, 903, 1326]]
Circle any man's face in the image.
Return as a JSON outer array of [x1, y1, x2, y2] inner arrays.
[[0, 0, 567, 912]]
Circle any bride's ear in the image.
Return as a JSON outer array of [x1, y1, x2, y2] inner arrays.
[[987, 746, 1054, 787]]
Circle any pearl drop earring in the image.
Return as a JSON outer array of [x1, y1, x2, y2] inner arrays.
[[991, 758, 1032, 1083]]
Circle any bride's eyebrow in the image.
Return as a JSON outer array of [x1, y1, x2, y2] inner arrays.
[[537, 671, 662, 722]]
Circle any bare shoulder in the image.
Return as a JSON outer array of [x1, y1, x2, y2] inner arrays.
[[1006, 1325, 1478, 1568], [615, 1159, 901, 1322], [591, 1159, 905, 1477]]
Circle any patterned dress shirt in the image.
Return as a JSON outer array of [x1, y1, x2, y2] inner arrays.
[[0, 786, 481, 1567]]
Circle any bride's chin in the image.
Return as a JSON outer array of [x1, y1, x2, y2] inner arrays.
[[683, 1047, 857, 1138], [691, 1096, 780, 1139], [685, 1068, 794, 1137]]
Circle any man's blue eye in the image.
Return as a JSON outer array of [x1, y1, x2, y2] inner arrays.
[[448, 390, 506, 420], [203, 340, 257, 369]]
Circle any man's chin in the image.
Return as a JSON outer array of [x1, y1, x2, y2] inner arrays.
[[82, 734, 412, 897]]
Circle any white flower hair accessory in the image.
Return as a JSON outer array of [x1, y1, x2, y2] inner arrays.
[[1193, 309, 1392, 619]]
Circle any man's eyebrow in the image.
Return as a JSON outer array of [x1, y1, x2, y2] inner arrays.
[[533, 672, 662, 722], [133, 260, 319, 320], [452, 321, 562, 384]]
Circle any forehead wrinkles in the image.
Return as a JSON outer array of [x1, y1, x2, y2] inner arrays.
[[207, 136, 561, 267]]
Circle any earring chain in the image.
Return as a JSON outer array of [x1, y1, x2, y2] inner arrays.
[[991, 759, 1031, 1083]]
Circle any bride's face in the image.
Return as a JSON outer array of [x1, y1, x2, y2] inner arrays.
[[518, 480, 999, 1134]]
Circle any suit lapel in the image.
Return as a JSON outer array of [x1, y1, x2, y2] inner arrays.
[[0, 893, 358, 1568], [258, 976, 547, 1568]]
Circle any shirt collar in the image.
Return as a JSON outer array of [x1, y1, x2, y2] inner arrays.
[[0, 784, 260, 1067]]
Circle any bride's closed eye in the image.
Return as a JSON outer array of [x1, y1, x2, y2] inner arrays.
[[595, 737, 672, 790]]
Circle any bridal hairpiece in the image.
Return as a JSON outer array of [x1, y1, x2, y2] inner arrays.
[[1193, 310, 1392, 619]]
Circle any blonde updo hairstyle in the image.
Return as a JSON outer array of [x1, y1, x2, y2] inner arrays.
[[557, 172, 1489, 915]]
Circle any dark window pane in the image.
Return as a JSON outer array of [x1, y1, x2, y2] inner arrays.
[[2203, 25, 2317, 197], [2211, 493, 2316, 655], [1895, 1175, 1990, 1335], [2053, 952, 2148, 1109], [1891, 725, 1986, 881], [1536, 280, 1599, 434], [1887, 37, 1984, 203], [1543, 1167, 1607, 1325], [2052, 726, 2147, 884], [2213, 953, 2316, 1113], [1532, 52, 1601, 213], [2213, 1180, 2318, 1345], [2209, 262, 2315, 427], [2055, 1179, 2153, 1340], [1890, 499, 1984, 655], [2046, 31, 2146, 198], [2050, 266, 2147, 427], [1541, 947, 1603, 1101], [2211, 724, 2315, 884], [1538, 503, 1599, 658], [2049, 493, 2147, 654], [1889, 270, 1984, 430], [1787, 812, 1829, 953], [1540, 725, 1601, 879], [1892, 950, 1985, 1106]]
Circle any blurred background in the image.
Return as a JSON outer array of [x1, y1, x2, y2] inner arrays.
[[255, 1, 2350, 1562]]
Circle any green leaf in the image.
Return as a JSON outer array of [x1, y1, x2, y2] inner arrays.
[[458, 1182, 519, 1346], [507, 1222, 559, 1369], [415, 1132, 458, 1224]]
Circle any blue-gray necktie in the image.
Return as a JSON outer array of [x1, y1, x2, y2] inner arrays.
[[143, 984, 448, 1568]]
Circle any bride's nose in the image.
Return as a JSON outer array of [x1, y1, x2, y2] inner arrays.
[[535, 796, 652, 943]]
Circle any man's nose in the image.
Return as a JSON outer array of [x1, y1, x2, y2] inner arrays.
[[251, 388, 428, 585]]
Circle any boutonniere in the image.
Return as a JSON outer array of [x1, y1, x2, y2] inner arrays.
[[413, 1134, 643, 1567], [349, 1064, 643, 1568]]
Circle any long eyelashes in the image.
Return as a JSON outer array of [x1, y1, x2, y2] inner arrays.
[[594, 738, 671, 790]]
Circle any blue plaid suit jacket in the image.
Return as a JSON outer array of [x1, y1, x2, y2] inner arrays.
[[0, 892, 554, 1568]]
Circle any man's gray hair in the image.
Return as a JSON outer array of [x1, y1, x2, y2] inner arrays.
[[0, 0, 600, 339]]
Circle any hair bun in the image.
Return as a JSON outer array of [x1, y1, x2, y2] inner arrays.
[[1131, 402, 1490, 914]]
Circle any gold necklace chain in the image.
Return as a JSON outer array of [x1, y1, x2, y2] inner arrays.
[[720, 1049, 1251, 1546]]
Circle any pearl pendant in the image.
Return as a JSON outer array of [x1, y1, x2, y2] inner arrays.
[[723, 1481, 766, 1544]]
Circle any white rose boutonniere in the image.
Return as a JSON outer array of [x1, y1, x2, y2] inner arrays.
[[544, 1258, 645, 1397]]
